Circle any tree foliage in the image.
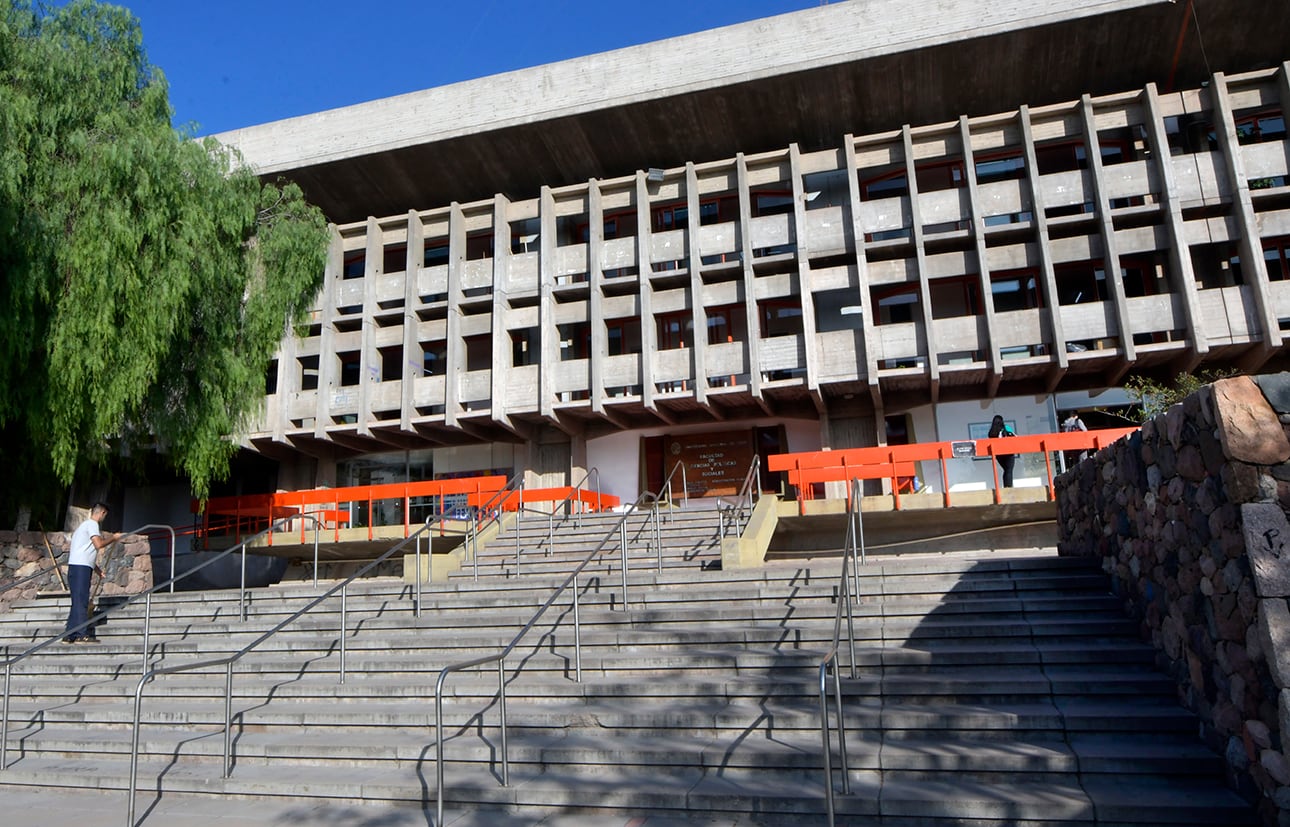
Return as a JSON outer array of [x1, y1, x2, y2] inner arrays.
[[1123, 369, 1237, 422], [0, 1, 329, 520]]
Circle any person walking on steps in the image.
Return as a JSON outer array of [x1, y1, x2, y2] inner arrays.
[[63, 502, 121, 644], [987, 415, 1017, 488]]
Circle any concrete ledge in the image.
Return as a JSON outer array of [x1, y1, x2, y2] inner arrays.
[[721, 496, 780, 570]]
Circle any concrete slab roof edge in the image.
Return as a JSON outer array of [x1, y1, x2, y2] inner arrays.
[[211, 0, 1164, 174]]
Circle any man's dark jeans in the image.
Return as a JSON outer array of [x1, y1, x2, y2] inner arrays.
[[64, 563, 92, 641]]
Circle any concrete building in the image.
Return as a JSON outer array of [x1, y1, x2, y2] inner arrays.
[[198, 0, 1290, 509]]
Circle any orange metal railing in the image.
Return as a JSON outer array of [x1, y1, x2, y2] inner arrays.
[[193, 476, 512, 546], [767, 427, 1137, 513], [465, 485, 619, 513], [194, 476, 623, 547]]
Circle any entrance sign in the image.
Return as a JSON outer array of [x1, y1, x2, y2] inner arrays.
[[667, 431, 754, 498]]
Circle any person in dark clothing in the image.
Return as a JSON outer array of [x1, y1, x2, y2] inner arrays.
[[987, 415, 1016, 487]]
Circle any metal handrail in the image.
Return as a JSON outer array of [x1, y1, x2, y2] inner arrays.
[[0, 568, 56, 599], [0, 515, 319, 773], [660, 461, 688, 522], [517, 468, 605, 571], [464, 474, 523, 583], [818, 478, 866, 826], [719, 455, 762, 536], [125, 505, 458, 827], [433, 490, 660, 824]]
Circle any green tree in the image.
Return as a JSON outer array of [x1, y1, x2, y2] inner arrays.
[[0, 0, 329, 524], [1123, 369, 1236, 421]]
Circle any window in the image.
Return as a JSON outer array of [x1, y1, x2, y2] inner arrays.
[[343, 251, 365, 280], [607, 318, 641, 355], [873, 285, 919, 325], [511, 328, 537, 367], [915, 159, 964, 193], [651, 196, 736, 232], [1235, 108, 1286, 145], [379, 346, 402, 382], [929, 277, 981, 320], [421, 343, 446, 376], [466, 232, 494, 261], [657, 312, 693, 350], [558, 323, 590, 361], [753, 191, 794, 216], [298, 355, 319, 391], [464, 334, 491, 371], [338, 351, 362, 387], [760, 300, 802, 337], [861, 169, 908, 201], [991, 269, 1042, 313], [510, 218, 540, 254], [1035, 140, 1088, 175], [1055, 262, 1108, 305], [423, 242, 449, 268], [974, 152, 1025, 185], [265, 360, 278, 395], [814, 289, 864, 332], [706, 305, 743, 346], [383, 244, 407, 274], [1265, 237, 1290, 282]]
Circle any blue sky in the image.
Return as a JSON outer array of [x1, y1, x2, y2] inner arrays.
[[105, 1, 825, 136]]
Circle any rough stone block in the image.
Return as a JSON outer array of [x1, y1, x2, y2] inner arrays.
[[1255, 373, 1290, 415], [1259, 598, 1290, 687], [1215, 376, 1290, 465], [1244, 503, 1290, 597]]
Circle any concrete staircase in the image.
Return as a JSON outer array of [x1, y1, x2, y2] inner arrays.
[[458, 502, 727, 579], [0, 522, 1258, 826]]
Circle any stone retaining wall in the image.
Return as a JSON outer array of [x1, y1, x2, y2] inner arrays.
[[1056, 374, 1290, 826], [0, 530, 153, 615]]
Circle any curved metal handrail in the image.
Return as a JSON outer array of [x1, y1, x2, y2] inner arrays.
[[0, 515, 320, 773], [660, 461, 688, 522], [719, 455, 762, 537], [510, 468, 604, 573], [433, 490, 660, 824], [818, 478, 866, 826], [125, 505, 458, 827]]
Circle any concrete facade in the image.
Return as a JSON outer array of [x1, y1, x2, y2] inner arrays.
[[204, 1, 1290, 505]]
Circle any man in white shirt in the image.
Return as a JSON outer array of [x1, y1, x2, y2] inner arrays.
[[63, 502, 122, 644]]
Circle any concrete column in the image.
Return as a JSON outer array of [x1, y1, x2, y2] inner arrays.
[[736, 153, 767, 410], [842, 135, 880, 408], [1142, 83, 1209, 371], [636, 171, 659, 414], [354, 218, 382, 437], [444, 203, 465, 427], [313, 228, 342, 439], [789, 144, 822, 409], [902, 125, 941, 401], [1079, 94, 1136, 369], [587, 179, 608, 416], [958, 116, 1002, 397], [684, 162, 708, 406], [489, 194, 514, 429], [1210, 72, 1281, 357], [1017, 106, 1069, 392], [538, 186, 558, 420], [400, 211, 423, 432]]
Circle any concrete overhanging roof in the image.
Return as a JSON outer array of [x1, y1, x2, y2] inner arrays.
[[212, 0, 1290, 225]]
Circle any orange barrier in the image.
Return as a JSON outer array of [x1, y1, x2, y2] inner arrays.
[[767, 427, 1136, 512], [194, 475, 509, 545], [466, 486, 620, 513]]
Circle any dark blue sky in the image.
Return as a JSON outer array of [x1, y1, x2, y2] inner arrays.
[[107, 1, 824, 135]]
